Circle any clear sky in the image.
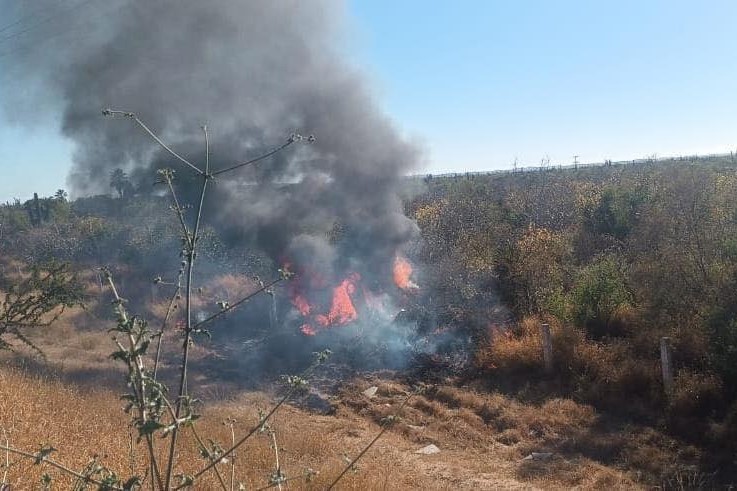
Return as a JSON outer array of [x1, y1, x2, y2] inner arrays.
[[2, 0, 737, 201]]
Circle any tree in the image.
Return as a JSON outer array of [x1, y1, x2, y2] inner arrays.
[[110, 168, 130, 198], [54, 189, 68, 202], [0, 262, 83, 353]]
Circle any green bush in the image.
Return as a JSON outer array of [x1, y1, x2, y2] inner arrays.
[[571, 255, 633, 338]]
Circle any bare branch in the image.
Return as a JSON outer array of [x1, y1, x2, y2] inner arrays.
[[193, 276, 284, 331], [211, 133, 313, 177], [178, 355, 327, 488], [327, 392, 416, 490], [152, 270, 183, 380], [102, 109, 203, 175], [189, 424, 228, 491], [164, 170, 210, 489]]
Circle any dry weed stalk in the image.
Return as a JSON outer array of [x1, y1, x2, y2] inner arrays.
[[3, 109, 405, 490]]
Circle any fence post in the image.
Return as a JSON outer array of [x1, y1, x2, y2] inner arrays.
[[660, 337, 674, 395], [541, 323, 553, 374]]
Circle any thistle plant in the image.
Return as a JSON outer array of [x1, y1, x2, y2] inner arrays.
[[1, 109, 405, 489]]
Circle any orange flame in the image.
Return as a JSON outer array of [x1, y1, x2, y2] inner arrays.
[[300, 324, 317, 336], [393, 255, 417, 290], [293, 294, 311, 316], [316, 273, 359, 326], [291, 272, 361, 335]]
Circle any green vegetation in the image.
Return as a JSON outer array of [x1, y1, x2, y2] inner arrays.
[[409, 158, 737, 470]]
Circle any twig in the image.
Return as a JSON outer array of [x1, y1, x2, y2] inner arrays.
[[327, 392, 416, 490], [152, 270, 183, 380], [226, 419, 236, 491], [254, 474, 311, 491], [0, 444, 123, 490], [164, 132, 211, 489], [270, 431, 282, 491], [1, 428, 9, 487], [105, 272, 165, 490], [212, 138, 295, 177], [102, 109, 203, 176], [162, 173, 193, 250], [193, 277, 284, 330], [189, 425, 228, 491], [176, 361, 324, 489]]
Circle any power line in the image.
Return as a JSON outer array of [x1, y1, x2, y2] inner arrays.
[[0, 0, 121, 63], [0, 0, 99, 46], [0, 3, 52, 35]]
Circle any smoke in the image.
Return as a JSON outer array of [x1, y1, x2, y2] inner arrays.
[[1, 0, 421, 282]]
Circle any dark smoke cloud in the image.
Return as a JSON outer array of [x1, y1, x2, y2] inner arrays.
[[2, 0, 421, 282]]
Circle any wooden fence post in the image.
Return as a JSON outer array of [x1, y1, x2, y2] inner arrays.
[[541, 323, 553, 374], [660, 337, 674, 395]]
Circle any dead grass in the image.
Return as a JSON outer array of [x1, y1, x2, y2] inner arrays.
[[0, 272, 717, 489], [3, 348, 715, 490]]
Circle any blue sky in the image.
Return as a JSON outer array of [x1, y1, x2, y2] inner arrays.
[[2, 0, 737, 201]]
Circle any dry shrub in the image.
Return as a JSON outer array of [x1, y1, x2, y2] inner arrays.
[[429, 386, 484, 410], [495, 428, 523, 445], [411, 397, 448, 419], [475, 315, 545, 373], [476, 315, 666, 414], [569, 339, 659, 408], [537, 398, 597, 430], [668, 370, 723, 418], [670, 325, 712, 368]]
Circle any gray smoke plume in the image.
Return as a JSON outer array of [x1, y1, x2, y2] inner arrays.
[[1, 0, 421, 283]]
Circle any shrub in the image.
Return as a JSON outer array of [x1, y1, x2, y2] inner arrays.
[[571, 255, 634, 338], [668, 370, 723, 418]]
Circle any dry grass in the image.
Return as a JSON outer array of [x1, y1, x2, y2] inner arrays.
[[1, 346, 713, 490], [0, 271, 716, 489]]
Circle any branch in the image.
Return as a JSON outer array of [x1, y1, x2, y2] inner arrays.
[[193, 276, 284, 331], [1, 428, 8, 487], [327, 392, 416, 490], [0, 444, 123, 490], [102, 109, 203, 175], [164, 166, 210, 489], [176, 356, 327, 489], [103, 271, 164, 490], [189, 425, 228, 491], [152, 271, 183, 381], [160, 170, 193, 250], [211, 133, 313, 177]]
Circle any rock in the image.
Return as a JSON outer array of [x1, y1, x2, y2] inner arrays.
[[522, 452, 553, 461], [415, 444, 441, 455], [362, 386, 378, 398]]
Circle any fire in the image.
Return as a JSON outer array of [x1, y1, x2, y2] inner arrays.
[[300, 324, 317, 336], [289, 255, 418, 336], [315, 273, 359, 326], [291, 272, 360, 335], [393, 255, 417, 290], [293, 294, 311, 316]]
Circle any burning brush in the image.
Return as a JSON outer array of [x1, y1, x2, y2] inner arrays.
[[288, 254, 418, 337]]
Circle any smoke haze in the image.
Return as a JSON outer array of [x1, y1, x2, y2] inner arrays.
[[1, 0, 421, 279]]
